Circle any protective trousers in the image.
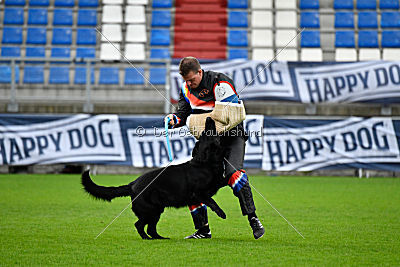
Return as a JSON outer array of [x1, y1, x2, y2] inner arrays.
[[189, 135, 256, 229]]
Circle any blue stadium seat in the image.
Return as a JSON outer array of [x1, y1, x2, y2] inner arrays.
[[150, 29, 170, 46], [5, 0, 25, 5], [76, 28, 97, 45], [99, 67, 119, 84], [150, 48, 170, 59], [301, 31, 321, 47], [23, 66, 44, 83], [381, 12, 400, 28], [152, 0, 172, 8], [334, 0, 353, 9], [54, 0, 74, 7], [380, 0, 400, 9], [76, 47, 96, 59], [28, 9, 48, 25], [335, 12, 354, 28], [228, 30, 248, 46], [124, 68, 144, 85], [49, 67, 69, 84], [151, 10, 171, 27], [0, 66, 19, 83], [29, 0, 49, 5], [358, 30, 378, 47], [228, 11, 248, 27], [3, 8, 24, 25], [382, 31, 400, 47], [74, 67, 94, 84], [300, 0, 319, 9], [77, 9, 97, 26], [228, 49, 248, 59], [150, 68, 166, 85], [358, 12, 378, 28], [228, 0, 248, 8], [26, 47, 45, 57], [26, 27, 46, 44], [335, 31, 355, 47], [52, 28, 72, 45], [357, 0, 376, 9], [53, 9, 73, 26], [78, 0, 99, 7], [300, 12, 320, 28], [2, 27, 22, 44], [51, 47, 70, 58], [1, 46, 21, 57]]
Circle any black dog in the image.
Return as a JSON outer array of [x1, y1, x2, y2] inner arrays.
[[82, 118, 226, 239]]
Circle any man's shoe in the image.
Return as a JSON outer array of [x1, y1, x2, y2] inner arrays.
[[184, 230, 211, 239], [250, 217, 265, 239]]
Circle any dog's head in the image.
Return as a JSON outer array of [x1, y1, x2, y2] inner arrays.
[[192, 117, 224, 163]]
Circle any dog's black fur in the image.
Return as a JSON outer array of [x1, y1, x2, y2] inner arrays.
[[82, 118, 227, 239]]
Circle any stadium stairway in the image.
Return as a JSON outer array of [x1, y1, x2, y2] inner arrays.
[[173, 0, 227, 59]]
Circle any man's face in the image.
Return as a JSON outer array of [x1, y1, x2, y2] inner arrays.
[[182, 70, 202, 89]]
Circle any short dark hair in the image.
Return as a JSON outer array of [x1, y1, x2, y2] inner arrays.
[[179, 57, 201, 77]]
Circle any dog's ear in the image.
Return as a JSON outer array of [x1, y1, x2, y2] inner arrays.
[[205, 117, 216, 132]]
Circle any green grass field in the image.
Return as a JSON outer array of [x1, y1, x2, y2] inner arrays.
[[1, 173, 399, 266]]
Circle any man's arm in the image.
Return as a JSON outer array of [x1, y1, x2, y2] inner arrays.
[[165, 84, 192, 128]]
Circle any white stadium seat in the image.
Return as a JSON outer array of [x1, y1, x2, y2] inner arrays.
[[126, 24, 147, 43], [275, 30, 298, 47], [335, 48, 357, 61], [103, 0, 123, 4], [102, 5, 123, 23], [251, 11, 273, 28], [251, 0, 272, 9], [276, 48, 298, 61], [359, 49, 381, 61], [275, 0, 296, 9], [125, 43, 145, 60], [101, 24, 122, 42], [127, 0, 148, 4], [251, 29, 273, 47], [100, 43, 121, 60], [275, 11, 297, 28], [252, 48, 274, 60], [125, 5, 146, 24], [301, 48, 323, 61], [383, 49, 400, 61]]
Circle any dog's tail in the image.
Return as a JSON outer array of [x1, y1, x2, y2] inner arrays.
[[81, 170, 131, 202]]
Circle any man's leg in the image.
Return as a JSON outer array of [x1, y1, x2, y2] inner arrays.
[[224, 136, 265, 239], [185, 204, 211, 239]]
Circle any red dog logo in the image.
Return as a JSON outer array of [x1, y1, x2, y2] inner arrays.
[[199, 89, 209, 98]]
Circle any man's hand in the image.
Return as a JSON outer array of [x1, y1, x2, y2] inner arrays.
[[164, 114, 176, 127]]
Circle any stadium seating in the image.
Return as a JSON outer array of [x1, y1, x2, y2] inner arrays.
[[152, 0, 172, 8], [76, 28, 97, 45], [2, 27, 23, 44], [299, 0, 319, 9], [101, 24, 122, 42], [52, 28, 72, 45], [100, 43, 121, 60], [252, 48, 273, 60], [126, 5, 146, 24], [380, 0, 400, 9], [152, 10, 172, 27], [124, 68, 145, 85], [251, 29, 272, 47], [102, 5, 123, 23], [51, 47, 70, 58], [25, 47, 45, 58], [29, 0, 49, 6], [275, 0, 296, 9], [99, 67, 119, 84], [49, 67, 70, 84], [3, 8, 24, 25], [228, 30, 248, 47], [229, 49, 248, 59], [149, 68, 166, 85], [53, 9, 73, 26], [358, 30, 379, 47], [74, 67, 95, 84], [335, 31, 355, 47], [381, 12, 400, 28], [276, 11, 297, 28], [5, 0, 25, 6], [228, 0, 248, 8], [301, 31, 320, 47], [251, 0, 272, 9], [382, 31, 400, 47], [76, 48, 96, 59], [251, 11, 272, 28], [358, 12, 378, 29], [150, 29, 170, 46], [28, 9, 48, 25], [0, 66, 20, 83], [300, 12, 320, 28], [1, 46, 21, 57], [357, 0, 376, 10], [77, 9, 97, 26], [23, 66, 44, 83], [228, 11, 248, 27], [78, 0, 98, 7], [335, 12, 354, 28], [334, 0, 353, 9], [27, 28, 47, 45], [125, 44, 146, 60], [150, 48, 170, 60], [54, 0, 74, 7], [126, 25, 147, 43]]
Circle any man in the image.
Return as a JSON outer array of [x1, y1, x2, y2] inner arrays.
[[165, 57, 265, 239]]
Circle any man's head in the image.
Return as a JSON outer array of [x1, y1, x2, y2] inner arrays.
[[179, 57, 202, 89]]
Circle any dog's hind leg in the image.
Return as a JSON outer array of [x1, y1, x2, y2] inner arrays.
[[147, 212, 169, 239], [134, 219, 151, 240]]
